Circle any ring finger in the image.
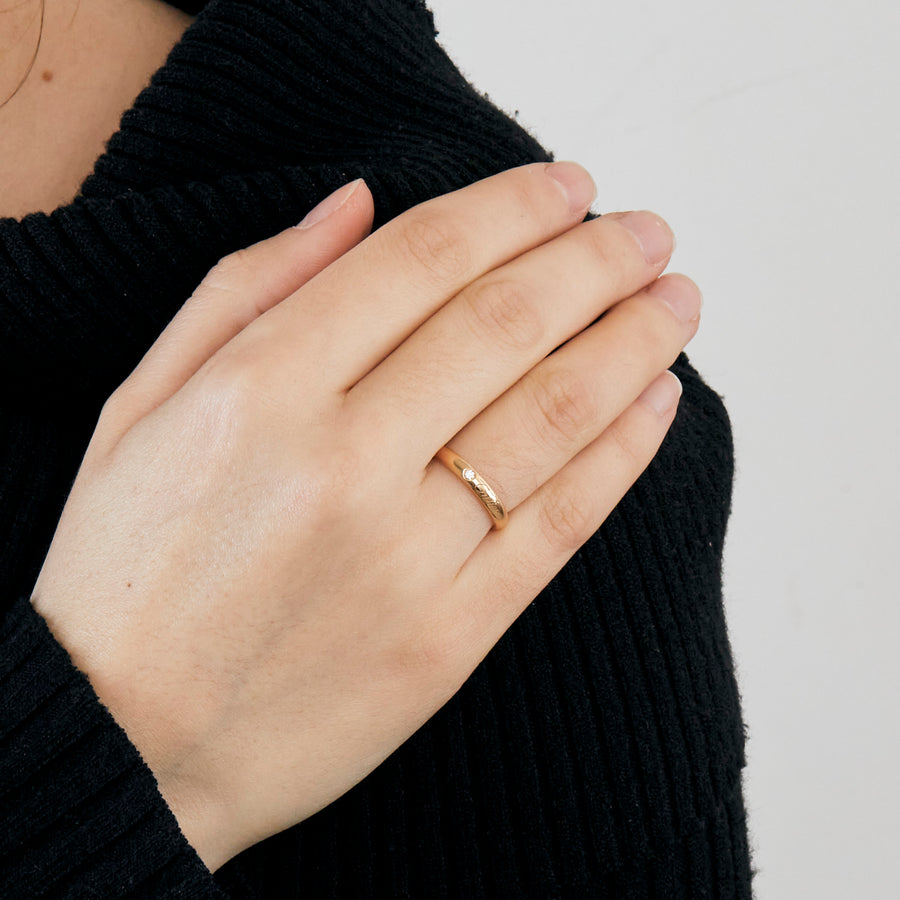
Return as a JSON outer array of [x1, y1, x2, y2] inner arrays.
[[419, 273, 702, 554]]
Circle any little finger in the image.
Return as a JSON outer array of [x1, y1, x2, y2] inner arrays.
[[444, 369, 683, 661]]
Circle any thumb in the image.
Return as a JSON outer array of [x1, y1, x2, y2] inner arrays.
[[100, 179, 372, 447]]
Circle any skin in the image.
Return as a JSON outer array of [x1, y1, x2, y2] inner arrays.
[[4, 0, 702, 876], [31, 166, 701, 869], [0, 0, 194, 218]]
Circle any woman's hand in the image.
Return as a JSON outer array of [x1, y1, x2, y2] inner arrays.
[[30, 162, 701, 871]]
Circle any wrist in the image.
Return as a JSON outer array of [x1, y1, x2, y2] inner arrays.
[[154, 762, 239, 872]]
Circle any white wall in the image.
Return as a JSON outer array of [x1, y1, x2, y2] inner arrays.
[[425, 1, 900, 896]]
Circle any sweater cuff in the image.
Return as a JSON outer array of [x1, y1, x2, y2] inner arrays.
[[0, 596, 225, 898]]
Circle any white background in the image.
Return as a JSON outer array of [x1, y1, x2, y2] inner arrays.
[[426, 1, 900, 896]]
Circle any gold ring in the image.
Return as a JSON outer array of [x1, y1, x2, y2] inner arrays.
[[434, 446, 508, 530]]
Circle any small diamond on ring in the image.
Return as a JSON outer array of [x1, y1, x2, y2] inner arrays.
[[462, 467, 476, 481]]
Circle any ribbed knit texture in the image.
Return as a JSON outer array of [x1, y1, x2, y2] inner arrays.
[[0, 0, 754, 896], [0, 597, 225, 899]]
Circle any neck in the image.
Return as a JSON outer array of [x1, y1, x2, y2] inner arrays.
[[0, 0, 51, 109], [0, 0, 194, 219]]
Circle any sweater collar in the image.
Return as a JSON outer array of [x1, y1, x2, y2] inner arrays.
[[77, 0, 452, 201], [0, 0, 549, 410]]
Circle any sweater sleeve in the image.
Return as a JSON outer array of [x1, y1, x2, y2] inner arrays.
[[0, 596, 226, 899]]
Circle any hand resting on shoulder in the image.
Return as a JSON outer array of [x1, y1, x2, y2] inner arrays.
[[30, 161, 701, 871]]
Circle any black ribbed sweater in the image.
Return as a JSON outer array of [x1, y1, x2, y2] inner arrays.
[[0, 0, 754, 896]]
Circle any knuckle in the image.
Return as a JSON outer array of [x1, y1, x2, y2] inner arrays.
[[392, 613, 458, 677], [195, 354, 269, 429], [395, 214, 471, 286], [415, 623, 456, 672], [539, 478, 594, 553], [630, 302, 674, 360], [607, 416, 645, 467], [324, 439, 368, 498], [509, 169, 555, 224], [280, 446, 359, 532], [202, 355, 255, 402], [97, 385, 128, 427], [528, 367, 596, 448], [582, 219, 624, 277], [462, 278, 543, 353], [205, 247, 252, 288], [85, 389, 132, 465]]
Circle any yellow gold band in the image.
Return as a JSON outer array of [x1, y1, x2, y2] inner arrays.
[[435, 446, 508, 530]]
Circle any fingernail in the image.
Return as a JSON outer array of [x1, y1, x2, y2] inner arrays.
[[296, 179, 364, 229], [607, 210, 675, 265], [647, 275, 703, 324], [638, 371, 682, 416], [545, 161, 597, 214]]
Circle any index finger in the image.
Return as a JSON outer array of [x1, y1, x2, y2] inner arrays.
[[246, 161, 597, 394]]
